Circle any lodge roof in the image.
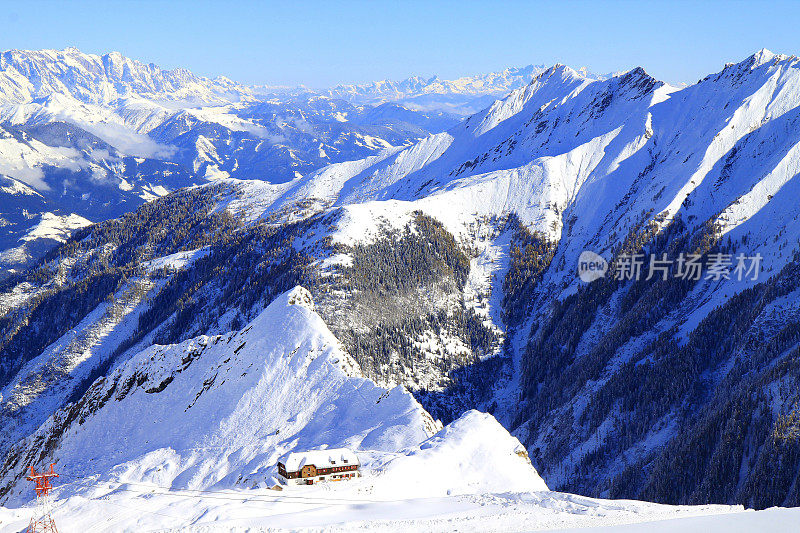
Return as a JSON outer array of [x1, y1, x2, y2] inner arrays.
[[277, 448, 360, 471]]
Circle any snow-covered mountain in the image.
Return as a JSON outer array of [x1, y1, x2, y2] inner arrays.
[[319, 65, 553, 115], [0, 48, 476, 276], [0, 47, 250, 105], [2, 286, 788, 532], [0, 51, 569, 279], [235, 49, 800, 507], [0, 286, 439, 502], [2, 47, 800, 528], [255, 64, 598, 118]]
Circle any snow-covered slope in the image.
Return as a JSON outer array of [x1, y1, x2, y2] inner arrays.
[[16, 213, 91, 243], [3, 405, 771, 533], [4, 48, 800, 515], [2, 409, 788, 533], [369, 410, 548, 499], [0, 212, 91, 274], [2, 481, 788, 533], [0, 48, 249, 105], [188, 50, 800, 507], [0, 286, 438, 505], [0, 47, 468, 266]]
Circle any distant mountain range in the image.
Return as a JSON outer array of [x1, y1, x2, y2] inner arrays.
[[318, 65, 554, 115], [253, 64, 559, 115], [0, 48, 547, 275]]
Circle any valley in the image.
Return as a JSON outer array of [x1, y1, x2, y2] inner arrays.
[[1, 43, 800, 531]]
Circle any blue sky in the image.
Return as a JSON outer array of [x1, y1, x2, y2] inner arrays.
[[1, 0, 798, 87]]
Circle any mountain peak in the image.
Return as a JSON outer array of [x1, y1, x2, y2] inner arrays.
[[285, 286, 316, 311], [618, 65, 657, 83], [740, 48, 798, 71], [750, 47, 776, 66], [0, 46, 251, 105], [535, 63, 586, 83]]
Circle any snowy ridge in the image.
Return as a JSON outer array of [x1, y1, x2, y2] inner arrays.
[[3, 48, 800, 524], [0, 287, 438, 505], [325, 65, 548, 101], [236, 50, 800, 286], [190, 49, 800, 505], [211, 62, 664, 246], [0, 48, 250, 105]]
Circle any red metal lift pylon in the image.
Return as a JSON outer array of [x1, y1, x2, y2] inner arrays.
[[26, 464, 59, 533]]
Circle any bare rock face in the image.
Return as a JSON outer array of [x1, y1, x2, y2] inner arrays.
[[286, 286, 315, 312]]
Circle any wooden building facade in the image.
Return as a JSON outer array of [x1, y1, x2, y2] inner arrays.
[[277, 448, 360, 485]]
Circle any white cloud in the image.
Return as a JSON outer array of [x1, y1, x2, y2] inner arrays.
[[0, 165, 50, 191], [76, 121, 177, 159]]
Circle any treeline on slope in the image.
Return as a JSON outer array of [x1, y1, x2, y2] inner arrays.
[[611, 256, 800, 508], [502, 212, 557, 329], [321, 211, 559, 424], [313, 211, 501, 421], [417, 213, 557, 424], [2, 191, 505, 432], [415, 353, 509, 425], [2, 188, 554, 480], [35, 184, 237, 281], [517, 211, 800, 508], [65, 216, 322, 407], [0, 184, 332, 404], [517, 213, 688, 412], [142, 216, 320, 345], [341, 211, 471, 294], [515, 215, 695, 473], [0, 186, 238, 388]]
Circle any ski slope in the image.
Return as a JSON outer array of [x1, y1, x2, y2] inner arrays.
[[0, 287, 438, 505], [2, 406, 788, 532], [1, 288, 794, 532], [1, 479, 795, 532]]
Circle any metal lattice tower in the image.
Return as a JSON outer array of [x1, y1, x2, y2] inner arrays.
[[26, 464, 59, 533]]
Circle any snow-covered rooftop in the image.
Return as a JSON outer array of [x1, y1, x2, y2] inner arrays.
[[278, 448, 360, 471]]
